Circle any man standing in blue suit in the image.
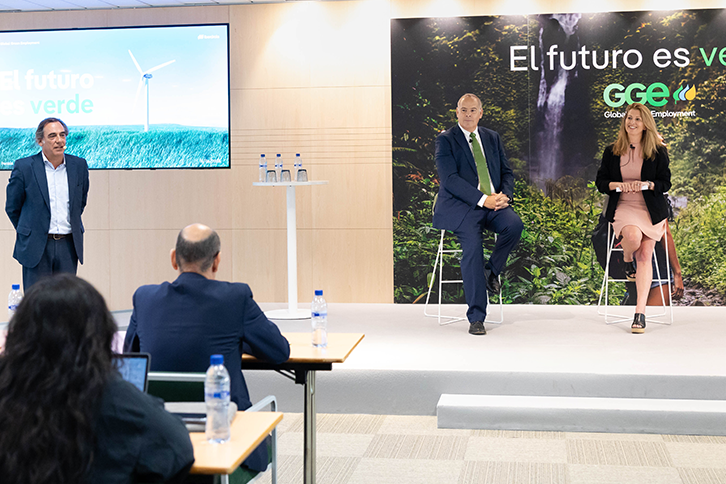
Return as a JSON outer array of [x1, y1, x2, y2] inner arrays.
[[433, 94, 523, 336], [123, 223, 290, 474], [5, 118, 89, 291]]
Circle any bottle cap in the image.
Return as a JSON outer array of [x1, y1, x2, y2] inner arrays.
[[315, 289, 323, 296], [260, 154, 265, 157], [11, 284, 20, 290], [296, 153, 301, 157], [210, 354, 224, 365], [276, 154, 281, 157]]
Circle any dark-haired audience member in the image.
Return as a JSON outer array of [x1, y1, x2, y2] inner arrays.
[[0, 274, 194, 484], [123, 223, 290, 475]]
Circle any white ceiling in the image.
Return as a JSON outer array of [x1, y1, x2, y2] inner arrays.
[[0, 0, 282, 12]]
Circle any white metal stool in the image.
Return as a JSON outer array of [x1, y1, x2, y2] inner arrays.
[[597, 222, 673, 325], [424, 229, 503, 325]]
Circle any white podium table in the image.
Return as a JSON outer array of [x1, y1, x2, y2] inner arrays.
[[253, 180, 328, 320]]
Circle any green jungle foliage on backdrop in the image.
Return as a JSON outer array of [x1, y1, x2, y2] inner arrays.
[[392, 10, 726, 305]]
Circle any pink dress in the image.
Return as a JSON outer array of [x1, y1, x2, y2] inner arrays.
[[612, 151, 666, 241]]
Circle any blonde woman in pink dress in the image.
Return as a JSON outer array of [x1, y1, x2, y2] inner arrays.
[[596, 103, 672, 333]]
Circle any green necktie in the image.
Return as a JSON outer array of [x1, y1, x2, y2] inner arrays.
[[470, 132, 491, 195]]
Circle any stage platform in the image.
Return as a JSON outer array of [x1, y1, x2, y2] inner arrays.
[[112, 303, 726, 434]]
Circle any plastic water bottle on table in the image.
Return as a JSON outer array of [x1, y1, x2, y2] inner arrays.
[[205, 354, 231, 443], [311, 289, 328, 348]]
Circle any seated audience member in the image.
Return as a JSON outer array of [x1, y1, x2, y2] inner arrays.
[[0, 274, 194, 484], [123, 223, 290, 475]]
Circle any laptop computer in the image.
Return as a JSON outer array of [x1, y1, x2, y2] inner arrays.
[[113, 353, 151, 393]]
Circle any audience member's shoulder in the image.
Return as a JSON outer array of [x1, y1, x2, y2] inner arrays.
[[214, 279, 252, 294], [134, 281, 171, 296], [98, 376, 155, 425]]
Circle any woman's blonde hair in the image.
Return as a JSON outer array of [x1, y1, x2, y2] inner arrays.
[[613, 102, 664, 160]]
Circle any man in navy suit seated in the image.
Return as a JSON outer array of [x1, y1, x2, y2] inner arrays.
[[433, 93, 523, 336], [123, 223, 290, 474]]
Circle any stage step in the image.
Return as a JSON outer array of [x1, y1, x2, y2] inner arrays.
[[437, 394, 726, 436]]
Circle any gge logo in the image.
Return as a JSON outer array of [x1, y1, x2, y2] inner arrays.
[[603, 82, 670, 107]]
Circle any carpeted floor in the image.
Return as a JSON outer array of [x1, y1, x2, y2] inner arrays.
[[254, 412, 726, 484]]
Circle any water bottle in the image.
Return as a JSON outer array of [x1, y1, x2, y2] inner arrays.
[[259, 154, 267, 182], [295, 153, 302, 178], [8, 284, 22, 320], [311, 290, 328, 348], [275, 154, 282, 180], [205, 354, 231, 443]]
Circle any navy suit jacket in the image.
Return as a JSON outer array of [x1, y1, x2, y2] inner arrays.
[[123, 272, 290, 472], [5, 152, 89, 268], [433, 125, 514, 232]]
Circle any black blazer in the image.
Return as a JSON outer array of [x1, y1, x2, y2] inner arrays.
[[433, 124, 515, 232], [595, 144, 671, 225]]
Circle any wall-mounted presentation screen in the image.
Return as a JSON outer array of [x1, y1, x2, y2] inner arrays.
[[0, 24, 230, 170]]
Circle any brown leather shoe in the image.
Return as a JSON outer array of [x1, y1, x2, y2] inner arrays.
[[469, 321, 486, 335]]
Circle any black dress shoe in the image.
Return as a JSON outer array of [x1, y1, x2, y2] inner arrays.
[[469, 321, 486, 335], [484, 267, 501, 295]]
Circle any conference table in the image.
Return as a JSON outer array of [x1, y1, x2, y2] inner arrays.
[[242, 332, 364, 484], [189, 410, 283, 483]]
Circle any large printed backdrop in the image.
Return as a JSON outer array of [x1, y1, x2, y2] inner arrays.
[[392, 9, 726, 306]]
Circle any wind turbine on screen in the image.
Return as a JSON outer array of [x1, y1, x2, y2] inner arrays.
[[129, 50, 175, 132]]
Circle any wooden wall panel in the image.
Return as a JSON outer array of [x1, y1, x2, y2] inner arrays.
[[0, 1, 394, 310]]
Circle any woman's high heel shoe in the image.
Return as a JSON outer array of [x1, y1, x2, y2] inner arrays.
[[631, 313, 646, 334], [624, 260, 637, 282]]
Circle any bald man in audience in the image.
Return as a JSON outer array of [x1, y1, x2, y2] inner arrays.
[[123, 223, 289, 474]]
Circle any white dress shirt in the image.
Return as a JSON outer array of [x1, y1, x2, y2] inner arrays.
[[42, 153, 72, 235]]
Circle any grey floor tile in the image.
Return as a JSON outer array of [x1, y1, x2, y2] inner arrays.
[[255, 455, 359, 484], [284, 413, 385, 434], [567, 440, 672, 467], [277, 431, 375, 457], [465, 437, 568, 463], [667, 442, 726, 469], [678, 467, 726, 484], [380, 415, 473, 436], [347, 458, 463, 484], [364, 434, 469, 460], [664, 435, 726, 444], [568, 464, 682, 484], [459, 461, 568, 484]]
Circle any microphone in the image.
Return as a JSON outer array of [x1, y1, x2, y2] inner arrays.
[[630, 144, 635, 149], [469, 138, 473, 143]]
